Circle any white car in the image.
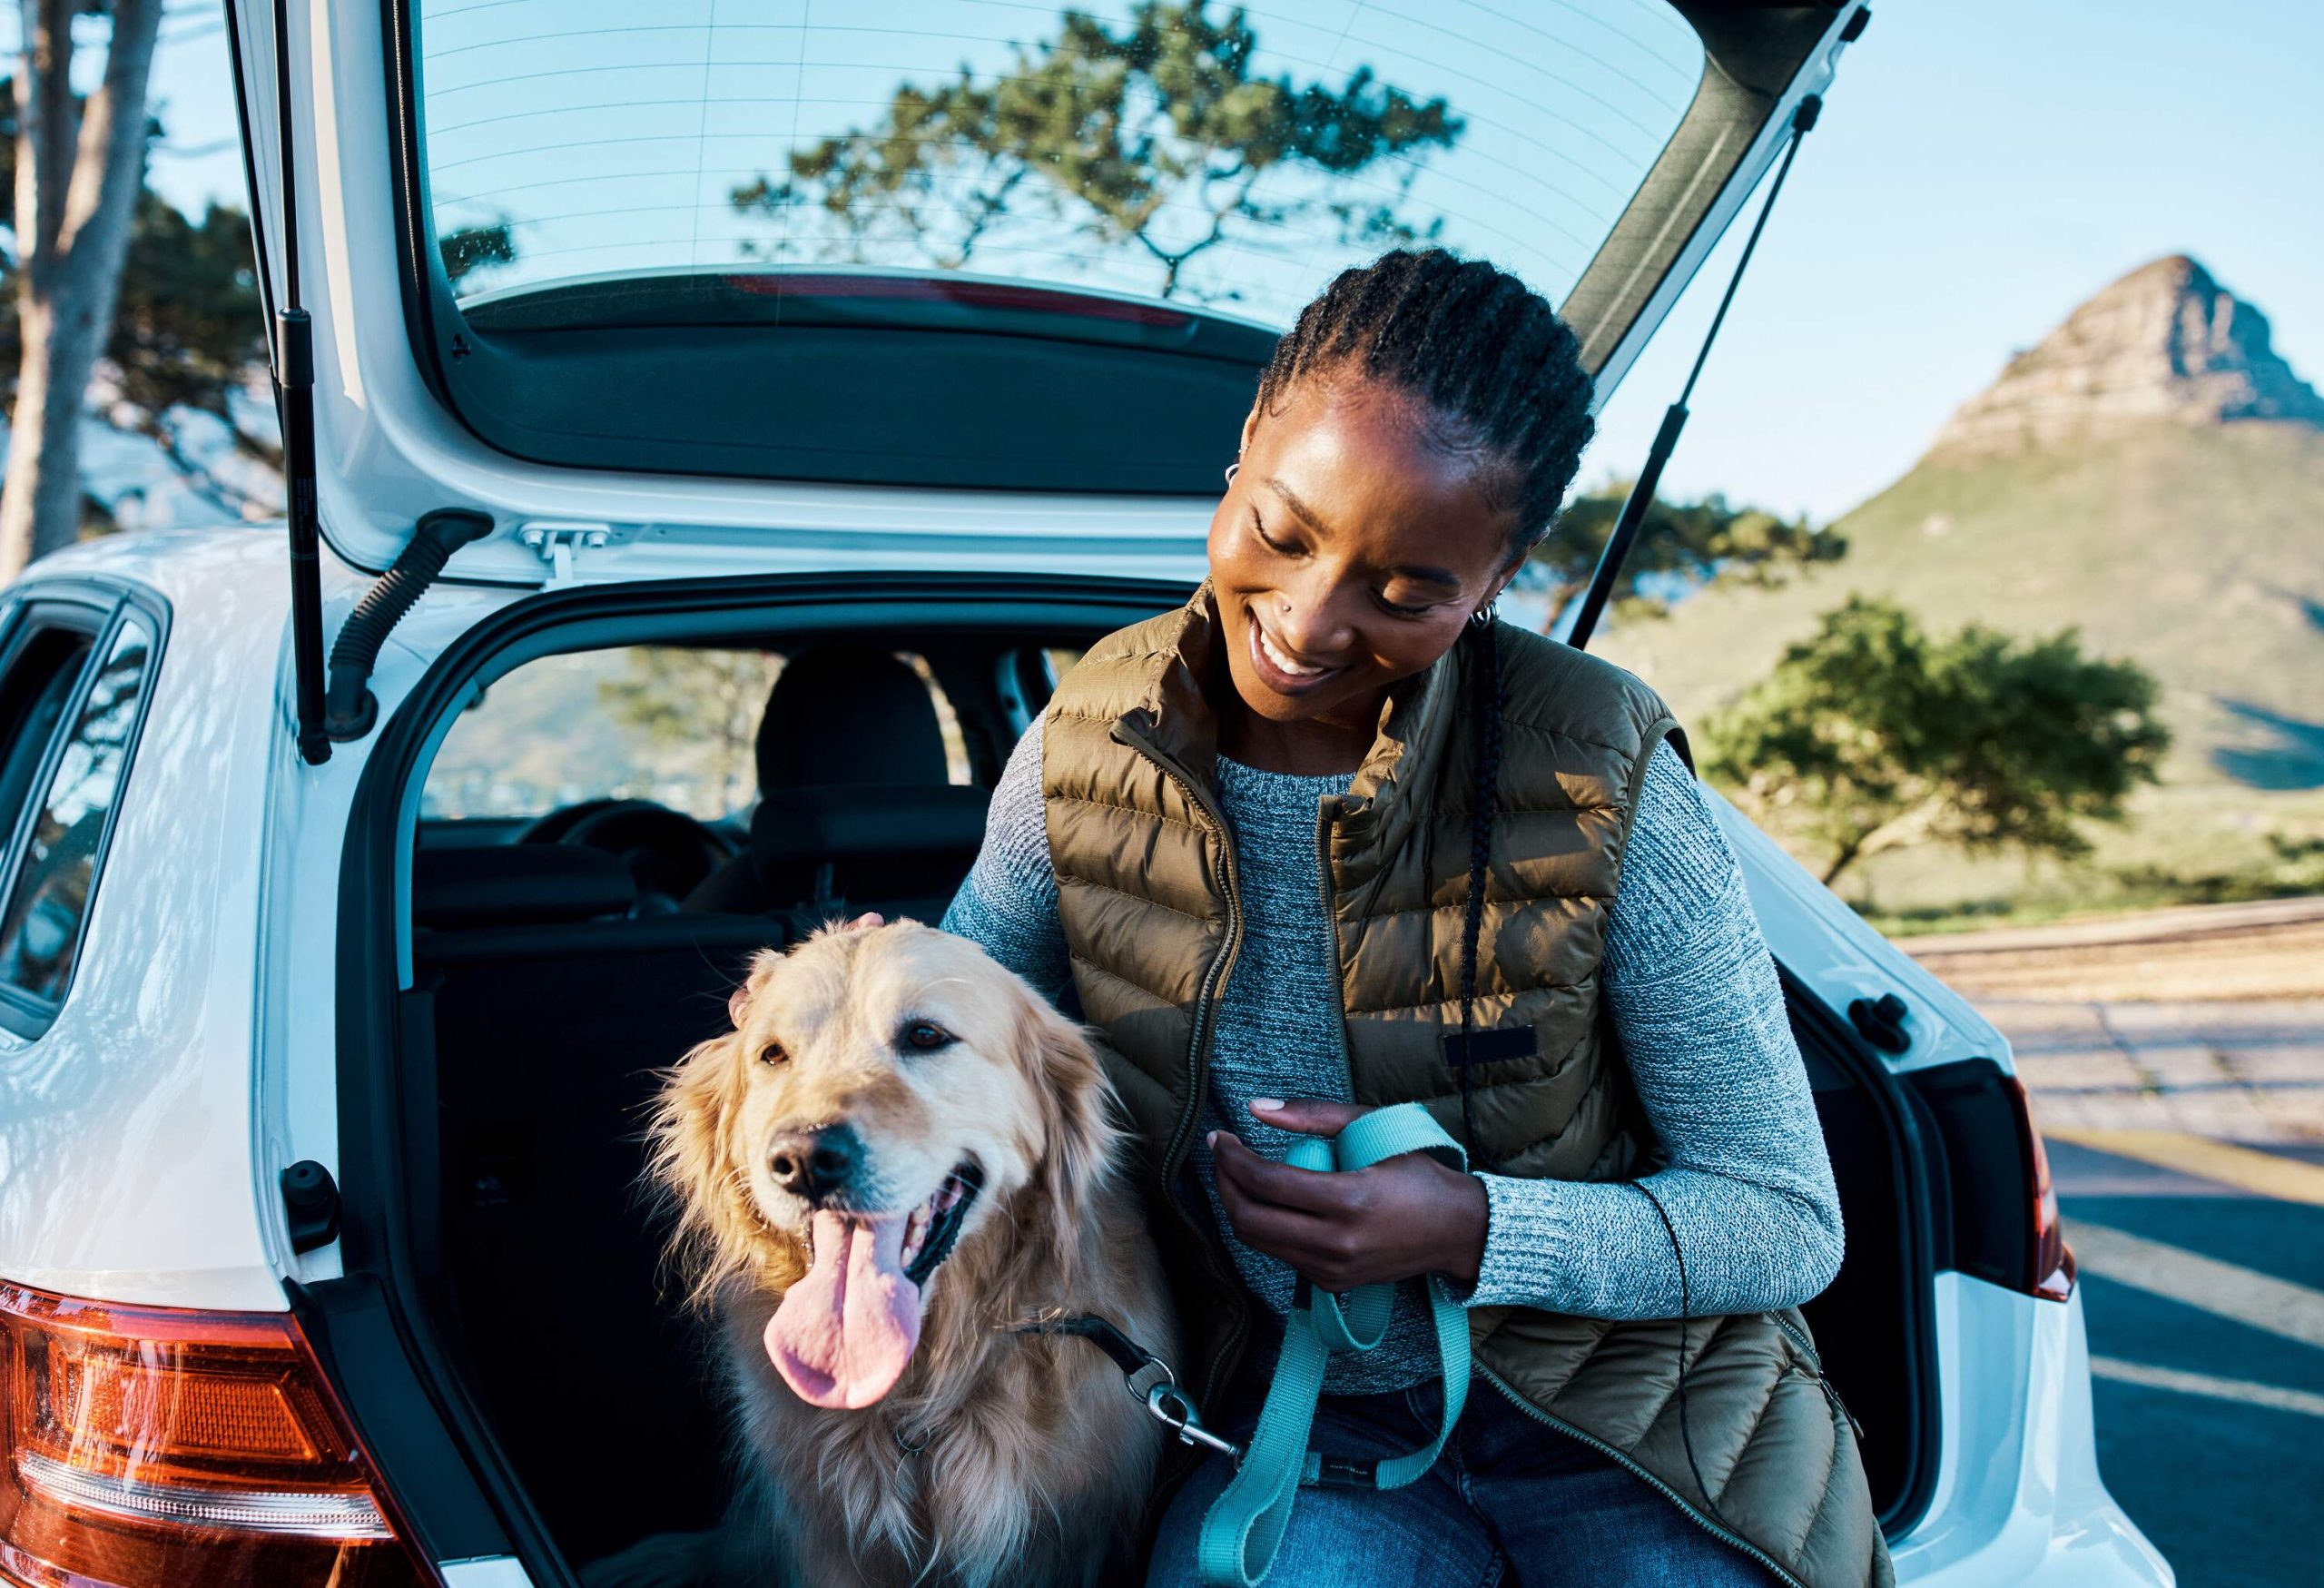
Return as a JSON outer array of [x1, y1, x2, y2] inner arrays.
[[0, 3, 2171, 1585]]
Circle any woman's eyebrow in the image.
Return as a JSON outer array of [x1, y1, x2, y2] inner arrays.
[[1391, 563, 1463, 589], [1265, 477, 1462, 587], [1265, 476, 1335, 537]]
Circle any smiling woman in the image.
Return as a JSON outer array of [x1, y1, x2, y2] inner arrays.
[[940, 248, 1888, 1587]]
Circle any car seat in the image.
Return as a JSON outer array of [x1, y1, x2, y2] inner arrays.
[[683, 646, 989, 924]]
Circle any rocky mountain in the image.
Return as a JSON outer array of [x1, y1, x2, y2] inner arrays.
[[1930, 254, 2324, 457], [1598, 253, 2324, 911]]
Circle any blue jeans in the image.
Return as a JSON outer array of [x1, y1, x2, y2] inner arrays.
[[1147, 1368, 1775, 1588]]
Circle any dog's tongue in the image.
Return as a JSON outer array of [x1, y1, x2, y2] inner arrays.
[[765, 1210, 922, 1409]]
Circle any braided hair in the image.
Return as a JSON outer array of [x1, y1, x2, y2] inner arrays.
[[1258, 249, 1596, 1162], [1256, 247, 1596, 563]]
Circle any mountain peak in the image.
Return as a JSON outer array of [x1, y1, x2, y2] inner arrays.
[[1929, 253, 2324, 458]]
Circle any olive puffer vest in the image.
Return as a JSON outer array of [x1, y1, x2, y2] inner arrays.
[[1041, 587, 1892, 1588]]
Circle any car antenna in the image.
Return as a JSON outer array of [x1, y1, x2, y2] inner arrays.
[[1564, 93, 1822, 653], [267, 0, 330, 765]]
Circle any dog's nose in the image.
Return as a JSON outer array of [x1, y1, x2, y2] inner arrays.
[[767, 1125, 862, 1203]]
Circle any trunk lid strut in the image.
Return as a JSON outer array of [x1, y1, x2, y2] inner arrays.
[[1565, 94, 1821, 654], [265, 0, 327, 764]]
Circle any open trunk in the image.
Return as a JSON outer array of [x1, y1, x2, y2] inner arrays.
[[336, 580, 1955, 1581]]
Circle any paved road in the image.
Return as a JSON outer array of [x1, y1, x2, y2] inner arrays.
[[2052, 1138, 2323, 1588], [1905, 902, 2324, 1588]]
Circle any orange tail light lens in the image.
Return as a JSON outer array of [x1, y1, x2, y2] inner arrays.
[[2005, 1079, 2078, 1302], [0, 1283, 433, 1586]]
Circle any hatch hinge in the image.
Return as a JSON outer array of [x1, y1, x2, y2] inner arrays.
[[518, 522, 612, 588]]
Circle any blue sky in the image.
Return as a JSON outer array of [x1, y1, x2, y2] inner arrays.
[[133, 0, 2323, 524], [1581, 0, 2324, 520]]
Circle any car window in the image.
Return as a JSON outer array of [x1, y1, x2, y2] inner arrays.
[[415, 0, 1707, 327], [0, 619, 153, 1006], [0, 622, 100, 847], [423, 645, 971, 824]]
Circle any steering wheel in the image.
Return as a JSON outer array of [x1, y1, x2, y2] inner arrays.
[[517, 799, 737, 911]]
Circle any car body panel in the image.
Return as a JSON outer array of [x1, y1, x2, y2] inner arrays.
[[1896, 1275, 2171, 1587], [0, 533, 292, 1312], [1709, 788, 2016, 1078], [438, 1558, 537, 1587]]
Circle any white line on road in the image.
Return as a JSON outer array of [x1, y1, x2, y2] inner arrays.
[[2090, 1356, 2324, 1419], [2070, 1221, 2324, 1351]]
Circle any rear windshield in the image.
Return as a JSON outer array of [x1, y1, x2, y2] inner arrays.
[[416, 0, 1706, 326]]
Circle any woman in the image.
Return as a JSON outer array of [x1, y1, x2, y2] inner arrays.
[[937, 249, 1889, 1588]]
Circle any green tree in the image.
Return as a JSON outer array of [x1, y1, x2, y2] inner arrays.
[[597, 648, 785, 814], [734, 0, 1461, 301], [5, 71, 282, 527], [1704, 597, 2171, 887], [1532, 488, 1843, 628], [440, 219, 517, 290], [102, 191, 276, 517]]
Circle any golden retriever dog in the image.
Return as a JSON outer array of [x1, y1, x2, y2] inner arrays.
[[633, 921, 1175, 1588]]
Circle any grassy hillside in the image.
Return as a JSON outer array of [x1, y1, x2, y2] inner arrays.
[[1596, 420, 2324, 922]]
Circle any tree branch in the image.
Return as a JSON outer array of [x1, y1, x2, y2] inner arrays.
[[1819, 795, 1943, 885]]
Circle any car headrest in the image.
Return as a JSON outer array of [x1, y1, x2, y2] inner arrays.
[[757, 647, 950, 791], [413, 843, 638, 930], [748, 784, 990, 877]]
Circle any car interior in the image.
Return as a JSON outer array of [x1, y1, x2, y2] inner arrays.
[[402, 621, 1940, 1574]]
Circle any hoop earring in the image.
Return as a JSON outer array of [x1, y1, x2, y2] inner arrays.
[[1470, 603, 1497, 627], [1224, 462, 1241, 485]]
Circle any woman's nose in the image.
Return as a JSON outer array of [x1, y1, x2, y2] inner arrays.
[[1273, 578, 1354, 656]]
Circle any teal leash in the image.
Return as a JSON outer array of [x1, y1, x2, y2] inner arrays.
[[1194, 1103, 1472, 1588]]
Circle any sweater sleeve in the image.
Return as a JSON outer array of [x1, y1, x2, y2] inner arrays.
[[938, 712, 1072, 1001], [1464, 740, 1845, 1318]]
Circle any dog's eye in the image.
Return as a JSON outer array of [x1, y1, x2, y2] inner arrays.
[[758, 1041, 787, 1067], [901, 1021, 954, 1052]]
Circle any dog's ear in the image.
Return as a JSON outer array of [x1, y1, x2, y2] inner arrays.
[[647, 1029, 775, 1308], [727, 946, 784, 1030], [1017, 994, 1122, 1277]]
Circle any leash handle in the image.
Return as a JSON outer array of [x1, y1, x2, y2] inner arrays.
[[1196, 1104, 1472, 1588]]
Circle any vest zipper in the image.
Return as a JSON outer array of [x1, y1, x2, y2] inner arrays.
[[1768, 1310, 1866, 1441], [1129, 740, 1251, 1411], [1472, 1363, 1809, 1588], [1313, 798, 1357, 1102]]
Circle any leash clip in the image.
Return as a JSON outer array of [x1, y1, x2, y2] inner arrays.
[[1146, 1381, 1244, 1462]]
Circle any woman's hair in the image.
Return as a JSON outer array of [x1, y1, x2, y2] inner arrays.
[[1255, 247, 1596, 560]]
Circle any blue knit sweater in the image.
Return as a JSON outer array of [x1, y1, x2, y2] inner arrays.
[[941, 715, 1842, 1393]]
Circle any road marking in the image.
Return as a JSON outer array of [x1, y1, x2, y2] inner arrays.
[[2046, 1129, 2324, 1207], [2069, 1221, 2324, 1351], [2090, 1356, 2324, 1420]]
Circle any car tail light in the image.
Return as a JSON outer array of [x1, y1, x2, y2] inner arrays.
[[2005, 1079, 2077, 1302], [0, 1282, 434, 1586]]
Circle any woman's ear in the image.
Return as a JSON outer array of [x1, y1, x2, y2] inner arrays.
[[647, 1030, 775, 1308], [1236, 398, 1263, 463], [1485, 549, 1526, 613], [1018, 995, 1122, 1279]]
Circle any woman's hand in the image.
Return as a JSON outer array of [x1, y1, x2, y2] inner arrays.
[[1210, 1098, 1488, 1292]]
